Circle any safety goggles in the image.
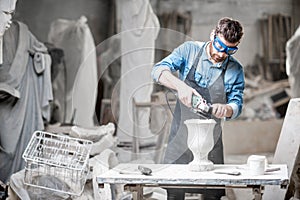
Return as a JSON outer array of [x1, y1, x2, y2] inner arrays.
[[212, 36, 238, 55]]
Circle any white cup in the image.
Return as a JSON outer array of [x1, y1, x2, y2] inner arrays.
[[247, 155, 266, 176]]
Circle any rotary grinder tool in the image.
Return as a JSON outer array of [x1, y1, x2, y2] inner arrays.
[[191, 94, 213, 117], [166, 90, 213, 118]]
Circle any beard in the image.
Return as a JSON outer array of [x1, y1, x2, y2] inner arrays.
[[209, 43, 227, 63], [211, 53, 227, 63]]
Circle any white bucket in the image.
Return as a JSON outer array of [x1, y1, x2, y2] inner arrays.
[[247, 155, 267, 176]]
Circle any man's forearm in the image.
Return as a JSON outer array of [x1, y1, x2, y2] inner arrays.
[[158, 70, 201, 107], [158, 70, 185, 91]]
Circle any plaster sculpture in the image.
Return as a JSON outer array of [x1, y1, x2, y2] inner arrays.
[[0, 0, 17, 64], [184, 119, 216, 171]]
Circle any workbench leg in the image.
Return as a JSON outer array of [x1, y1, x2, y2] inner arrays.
[[125, 184, 144, 200], [132, 98, 140, 160], [252, 186, 264, 200]]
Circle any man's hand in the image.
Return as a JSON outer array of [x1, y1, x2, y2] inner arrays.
[[177, 83, 201, 108], [158, 70, 202, 107], [211, 104, 233, 118]]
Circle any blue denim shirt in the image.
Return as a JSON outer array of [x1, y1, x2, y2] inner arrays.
[[151, 41, 245, 119]]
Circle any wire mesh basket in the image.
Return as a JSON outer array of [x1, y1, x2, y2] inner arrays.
[[22, 131, 93, 196]]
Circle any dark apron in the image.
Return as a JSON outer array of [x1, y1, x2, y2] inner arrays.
[[164, 44, 229, 198]]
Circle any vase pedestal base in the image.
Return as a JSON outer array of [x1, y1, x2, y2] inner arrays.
[[188, 160, 214, 172]]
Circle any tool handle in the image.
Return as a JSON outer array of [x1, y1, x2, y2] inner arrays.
[[207, 105, 213, 114], [214, 171, 241, 176], [265, 167, 280, 172], [138, 165, 152, 176]]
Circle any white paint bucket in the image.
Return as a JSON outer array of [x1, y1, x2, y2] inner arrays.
[[247, 155, 267, 176]]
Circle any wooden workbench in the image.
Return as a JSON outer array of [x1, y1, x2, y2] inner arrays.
[[97, 163, 289, 200]]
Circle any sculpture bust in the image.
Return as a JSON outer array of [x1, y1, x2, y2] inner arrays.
[[0, 0, 17, 63]]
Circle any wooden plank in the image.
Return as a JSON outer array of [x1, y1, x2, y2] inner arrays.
[[266, 14, 273, 81], [244, 79, 290, 102], [268, 15, 273, 60], [132, 98, 140, 159], [256, 19, 269, 79], [279, 14, 284, 72]]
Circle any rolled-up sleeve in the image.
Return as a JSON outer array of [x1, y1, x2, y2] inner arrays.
[[151, 65, 171, 83], [225, 63, 245, 120], [227, 102, 239, 120], [151, 42, 191, 83]]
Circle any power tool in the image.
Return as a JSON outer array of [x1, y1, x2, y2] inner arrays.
[[166, 90, 213, 118], [191, 94, 213, 117]]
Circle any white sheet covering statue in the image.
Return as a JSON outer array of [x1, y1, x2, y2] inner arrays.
[[100, 36, 121, 99], [286, 25, 300, 98], [0, 0, 53, 183], [48, 16, 98, 127], [117, 0, 160, 145], [99, 36, 121, 124]]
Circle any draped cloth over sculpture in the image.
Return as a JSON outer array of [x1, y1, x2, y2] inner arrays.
[[0, 21, 52, 183], [286, 25, 300, 98], [48, 16, 98, 127], [117, 0, 160, 143]]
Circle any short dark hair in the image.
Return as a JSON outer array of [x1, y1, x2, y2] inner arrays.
[[215, 17, 243, 43]]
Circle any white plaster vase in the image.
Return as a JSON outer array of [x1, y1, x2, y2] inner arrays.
[[184, 119, 216, 171]]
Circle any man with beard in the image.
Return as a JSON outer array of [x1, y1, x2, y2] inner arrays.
[[151, 17, 245, 199]]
